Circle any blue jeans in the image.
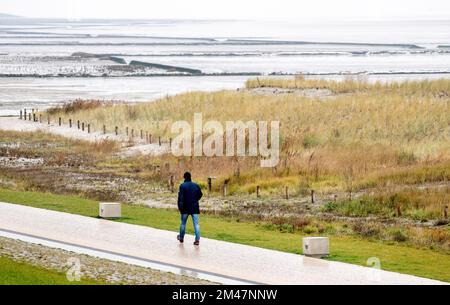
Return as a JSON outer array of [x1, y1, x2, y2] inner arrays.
[[179, 214, 200, 241]]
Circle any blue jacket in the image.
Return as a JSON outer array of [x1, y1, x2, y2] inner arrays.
[[177, 179, 203, 215]]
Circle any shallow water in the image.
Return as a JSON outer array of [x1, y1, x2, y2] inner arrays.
[[0, 76, 250, 116], [1, 18, 449, 115]]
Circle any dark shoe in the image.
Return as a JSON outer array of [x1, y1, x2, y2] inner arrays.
[[177, 235, 184, 243], [193, 240, 200, 246]]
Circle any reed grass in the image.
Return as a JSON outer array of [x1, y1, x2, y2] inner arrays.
[[246, 75, 450, 95], [46, 79, 450, 198]]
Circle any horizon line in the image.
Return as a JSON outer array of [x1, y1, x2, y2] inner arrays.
[[1, 12, 449, 22]]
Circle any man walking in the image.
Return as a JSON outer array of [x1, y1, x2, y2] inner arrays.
[[177, 172, 203, 246]]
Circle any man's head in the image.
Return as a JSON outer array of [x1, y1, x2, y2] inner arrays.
[[183, 172, 192, 181]]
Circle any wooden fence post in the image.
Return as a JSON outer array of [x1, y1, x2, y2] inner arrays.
[[444, 205, 448, 220], [69, 119, 72, 128], [33, 113, 36, 122], [47, 116, 50, 125], [58, 117, 61, 126], [39, 114, 42, 123], [28, 113, 31, 121], [126, 127, 129, 136], [396, 204, 402, 217], [131, 129, 134, 137], [19, 110, 22, 120], [148, 134, 152, 144], [87, 124, 91, 134], [24, 109, 27, 120], [158, 136, 161, 146], [311, 190, 315, 203], [256, 185, 260, 198], [77, 120, 80, 129], [115, 126, 118, 136], [285, 186, 289, 199], [140, 130, 143, 140], [81, 122, 85, 131], [207, 177, 212, 192], [103, 125, 106, 134], [169, 175, 175, 193], [223, 181, 228, 197]]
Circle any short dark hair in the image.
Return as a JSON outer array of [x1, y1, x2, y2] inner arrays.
[[183, 172, 192, 181]]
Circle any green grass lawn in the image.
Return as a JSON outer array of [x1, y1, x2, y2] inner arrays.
[[0, 188, 449, 282], [0, 256, 102, 285]]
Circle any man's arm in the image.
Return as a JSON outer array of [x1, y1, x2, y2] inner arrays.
[[177, 185, 184, 211], [197, 185, 203, 201]]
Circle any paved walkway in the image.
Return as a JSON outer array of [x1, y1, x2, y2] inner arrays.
[[0, 202, 444, 285]]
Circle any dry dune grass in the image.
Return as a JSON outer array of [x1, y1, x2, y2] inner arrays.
[[47, 99, 104, 115], [48, 79, 450, 198], [246, 75, 450, 96]]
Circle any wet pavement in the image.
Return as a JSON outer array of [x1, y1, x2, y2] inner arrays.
[[0, 202, 445, 285]]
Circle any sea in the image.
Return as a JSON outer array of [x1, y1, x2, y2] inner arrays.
[[0, 17, 449, 115]]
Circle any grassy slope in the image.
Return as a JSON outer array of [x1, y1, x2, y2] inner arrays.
[[46, 79, 450, 198], [51, 80, 450, 156], [0, 189, 448, 282], [0, 256, 101, 285]]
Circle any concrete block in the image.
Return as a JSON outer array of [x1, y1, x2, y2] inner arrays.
[[99, 202, 121, 218], [303, 237, 329, 258]]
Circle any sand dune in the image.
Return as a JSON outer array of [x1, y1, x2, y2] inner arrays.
[[0, 117, 170, 157]]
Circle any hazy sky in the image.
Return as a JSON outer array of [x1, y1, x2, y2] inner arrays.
[[1, 0, 449, 20]]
